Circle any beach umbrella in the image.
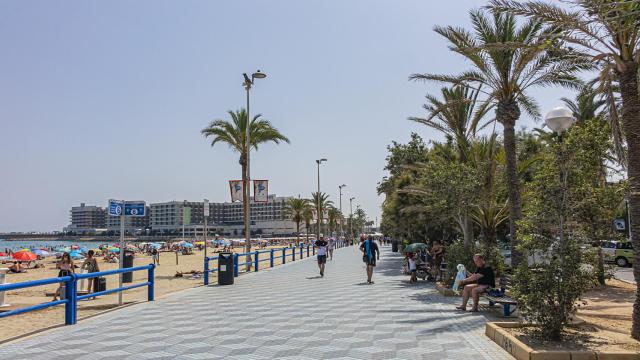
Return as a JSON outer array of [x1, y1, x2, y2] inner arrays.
[[79, 247, 88, 252], [109, 248, 120, 253], [182, 242, 194, 248], [69, 250, 84, 259], [195, 241, 205, 246], [403, 243, 428, 253], [12, 250, 37, 261], [150, 243, 162, 249], [32, 249, 51, 257], [71, 245, 80, 250], [0, 252, 7, 257]]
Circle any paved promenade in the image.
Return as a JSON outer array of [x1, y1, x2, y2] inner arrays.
[[0, 245, 511, 359]]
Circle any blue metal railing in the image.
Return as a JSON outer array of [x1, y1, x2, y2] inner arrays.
[[0, 264, 155, 325], [203, 240, 350, 285]]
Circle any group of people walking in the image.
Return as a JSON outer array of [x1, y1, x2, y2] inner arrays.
[[312, 234, 381, 284]]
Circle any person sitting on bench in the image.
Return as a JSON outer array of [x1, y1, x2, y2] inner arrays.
[[455, 254, 495, 312]]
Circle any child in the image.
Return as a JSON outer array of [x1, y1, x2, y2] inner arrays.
[[409, 254, 418, 283]]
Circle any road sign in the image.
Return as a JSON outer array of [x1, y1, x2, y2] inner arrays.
[[125, 202, 146, 217], [108, 199, 123, 216], [204, 199, 210, 217]]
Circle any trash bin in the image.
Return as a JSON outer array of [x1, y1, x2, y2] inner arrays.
[[123, 251, 134, 283], [392, 241, 398, 253], [218, 252, 234, 285]]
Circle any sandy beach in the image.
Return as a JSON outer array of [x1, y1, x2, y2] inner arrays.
[[0, 244, 311, 342]]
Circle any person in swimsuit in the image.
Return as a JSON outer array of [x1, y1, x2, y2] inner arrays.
[[53, 252, 74, 301]]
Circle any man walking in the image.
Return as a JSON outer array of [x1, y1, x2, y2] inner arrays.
[[315, 236, 328, 277], [360, 235, 380, 284]]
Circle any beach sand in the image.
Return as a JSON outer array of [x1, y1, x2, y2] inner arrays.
[[0, 244, 311, 342]]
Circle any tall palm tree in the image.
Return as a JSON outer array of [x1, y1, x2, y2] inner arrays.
[[202, 108, 290, 261], [490, 0, 640, 336], [410, 9, 587, 267], [354, 208, 367, 235], [311, 192, 333, 237], [285, 198, 311, 244], [409, 84, 493, 247]]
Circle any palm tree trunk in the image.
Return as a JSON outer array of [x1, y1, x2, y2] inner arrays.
[[618, 61, 640, 339], [497, 100, 523, 268], [296, 221, 300, 245]]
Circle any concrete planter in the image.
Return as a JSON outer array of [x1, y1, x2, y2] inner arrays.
[[485, 322, 640, 360]]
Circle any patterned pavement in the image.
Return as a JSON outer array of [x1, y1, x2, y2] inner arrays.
[[0, 245, 512, 359]]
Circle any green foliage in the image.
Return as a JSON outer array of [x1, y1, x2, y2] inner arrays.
[[444, 240, 505, 286], [513, 119, 621, 340]]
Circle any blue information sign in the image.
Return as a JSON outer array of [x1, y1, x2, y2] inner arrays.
[[108, 199, 123, 217], [124, 202, 146, 217]]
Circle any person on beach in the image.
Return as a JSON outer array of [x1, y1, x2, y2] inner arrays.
[[360, 235, 380, 284], [53, 252, 74, 301], [151, 247, 159, 265], [455, 254, 495, 312], [315, 236, 328, 277], [81, 250, 100, 294], [8, 261, 24, 273]]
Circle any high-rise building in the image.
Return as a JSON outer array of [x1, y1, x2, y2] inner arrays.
[[65, 203, 106, 235]]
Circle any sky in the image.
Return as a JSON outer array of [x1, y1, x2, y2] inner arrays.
[[0, 0, 576, 232]]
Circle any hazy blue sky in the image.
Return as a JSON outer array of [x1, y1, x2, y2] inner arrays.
[[0, 0, 575, 232]]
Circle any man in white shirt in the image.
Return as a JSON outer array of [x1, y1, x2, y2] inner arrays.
[[315, 236, 328, 277]]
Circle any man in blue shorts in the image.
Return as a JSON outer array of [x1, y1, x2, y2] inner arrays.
[[315, 236, 328, 277], [360, 235, 380, 284]]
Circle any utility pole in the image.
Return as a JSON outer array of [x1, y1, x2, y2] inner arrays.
[[339, 184, 346, 239]]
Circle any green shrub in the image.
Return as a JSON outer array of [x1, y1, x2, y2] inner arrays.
[[444, 240, 505, 286]]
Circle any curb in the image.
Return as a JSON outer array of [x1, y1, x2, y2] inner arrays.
[[485, 322, 640, 360]]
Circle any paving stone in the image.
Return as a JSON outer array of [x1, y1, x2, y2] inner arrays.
[[0, 246, 512, 359]]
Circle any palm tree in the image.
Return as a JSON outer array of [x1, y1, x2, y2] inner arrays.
[[410, 9, 587, 267], [285, 198, 311, 244], [409, 84, 493, 247], [490, 0, 640, 336], [327, 206, 341, 235], [311, 192, 333, 237], [354, 208, 367, 235], [202, 108, 290, 263], [561, 86, 606, 123]]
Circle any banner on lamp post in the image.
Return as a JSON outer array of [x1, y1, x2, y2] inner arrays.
[[253, 180, 268, 202], [229, 180, 244, 202]]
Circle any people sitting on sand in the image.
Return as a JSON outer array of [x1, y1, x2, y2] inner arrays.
[[8, 261, 25, 273]]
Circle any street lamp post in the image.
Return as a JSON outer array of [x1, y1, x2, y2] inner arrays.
[[242, 70, 266, 267], [544, 106, 576, 260], [349, 197, 355, 243], [339, 184, 346, 240], [316, 159, 327, 241]]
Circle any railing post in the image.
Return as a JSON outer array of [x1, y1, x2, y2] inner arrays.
[[148, 264, 155, 301], [233, 254, 239, 277], [300, 245, 303, 259], [292, 246, 296, 261], [306, 244, 310, 257], [254, 251, 259, 272], [204, 257, 209, 286], [65, 274, 77, 325], [313, 245, 316, 255], [282, 248, 286, 264], [270, 249, 274, 268]]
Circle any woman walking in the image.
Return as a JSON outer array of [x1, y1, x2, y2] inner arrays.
[[82, 250, 100, 294], [53, 252, 74, 301]]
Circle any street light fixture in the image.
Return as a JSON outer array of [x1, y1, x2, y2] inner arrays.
[[545, 107, 576, 133], [339, 184, 347, 240], [242, 70, 266, 267], [316, 159, 327, 241]]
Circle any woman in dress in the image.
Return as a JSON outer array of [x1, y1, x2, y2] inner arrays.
[[52, 252, 74, 301]]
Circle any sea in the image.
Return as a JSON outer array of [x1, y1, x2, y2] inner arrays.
[[0, 239, 121, 252]]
